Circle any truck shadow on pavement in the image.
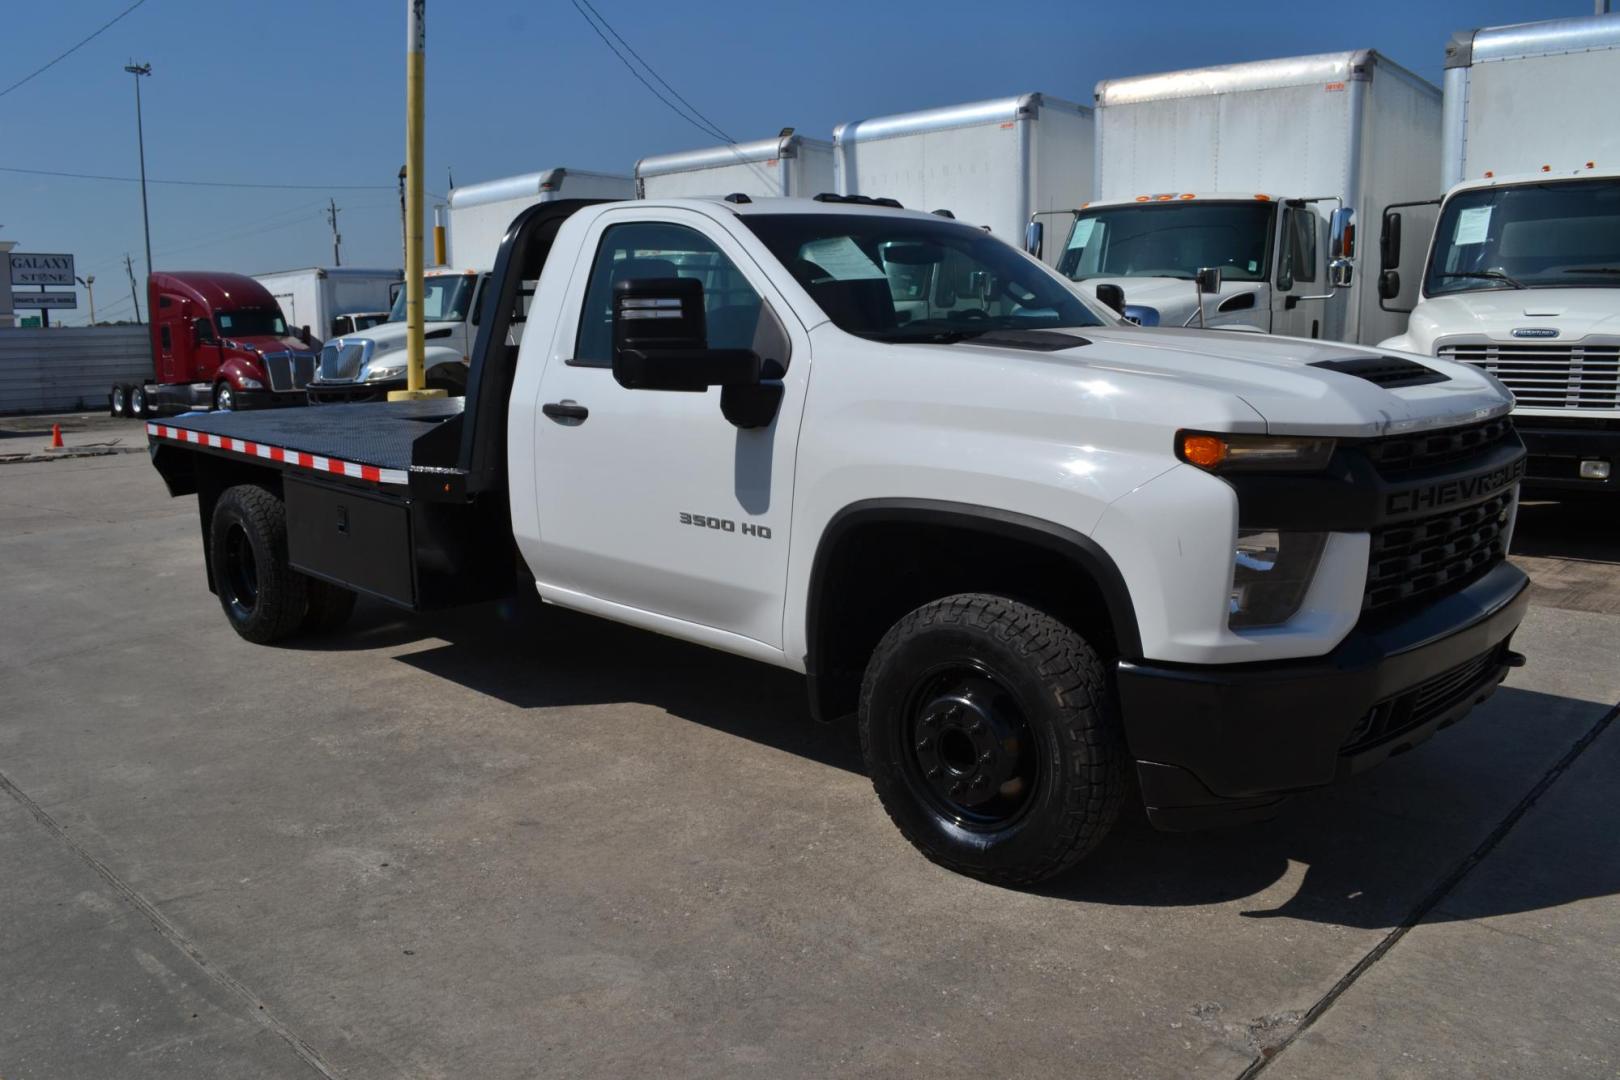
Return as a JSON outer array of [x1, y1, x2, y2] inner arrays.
[[1513, 498, 1620, 564], [303, 597, 1617, 932]]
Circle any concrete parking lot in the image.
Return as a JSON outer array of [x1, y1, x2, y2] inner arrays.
[[2, 438, 1617, 1079]]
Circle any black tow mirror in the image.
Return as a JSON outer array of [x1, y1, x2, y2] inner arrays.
[[1380, 211, 1402, 271], [1194, 266, 1223, 295], [1378, 269, 1401, 301], [611, 277, 760, 392], [1094, 282, 1126, 315], [1024, 220, 1044, 258]]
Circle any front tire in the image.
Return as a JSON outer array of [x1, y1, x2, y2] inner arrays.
[[859, 593, 1127, 885], [213, 381, 235, 412], [209, 485, 308, 643]]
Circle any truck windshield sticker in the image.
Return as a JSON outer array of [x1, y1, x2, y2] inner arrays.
[[1453, 206, 1492, 246], [800, 236, 886, 280], [1067, 218, 1097, 250]]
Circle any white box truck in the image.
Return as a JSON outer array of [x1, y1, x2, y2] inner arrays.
[[636, 133, 834, 199], [1046, 51, 1439, 343], [251, 266, 401, 341], [833, 94, 1093, 263], [309, 167, 635, 403], [1378, 13, 1620, 499], [445, 167, 635, 269]]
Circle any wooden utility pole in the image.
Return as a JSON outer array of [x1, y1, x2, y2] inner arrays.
[[124, 254, 141, 322], [326, 198, 342, 266]]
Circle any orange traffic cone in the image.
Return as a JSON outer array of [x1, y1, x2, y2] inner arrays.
[[50, 424, 64, 449]]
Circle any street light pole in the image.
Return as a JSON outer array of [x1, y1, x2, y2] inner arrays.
[[124, 62, 154, 286], [76, 275, 96, 324]]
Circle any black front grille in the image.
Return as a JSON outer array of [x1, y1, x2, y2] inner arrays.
[[1341, 645, 1505, 754], [1364, 491, 1511, 612], [1362, 417, 1516, 478]]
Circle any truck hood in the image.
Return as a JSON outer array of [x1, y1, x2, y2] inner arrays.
[[1077, 277, 1267, 328], [231, 333, 315, 355], [351, 319, 463, 349], [1398, 287, 1620, 352], [950, 327, 1512, 437]]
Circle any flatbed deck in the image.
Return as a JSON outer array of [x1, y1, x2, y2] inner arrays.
[[146, 399, 464, 487]]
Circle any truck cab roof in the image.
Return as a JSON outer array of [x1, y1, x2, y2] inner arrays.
[[1083, 192, 1288, 209], [148, 271, 279, 311]]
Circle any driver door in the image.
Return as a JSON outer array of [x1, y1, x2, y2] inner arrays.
[[1272, 205, 1322, 339], [529, 208, 810, 651]]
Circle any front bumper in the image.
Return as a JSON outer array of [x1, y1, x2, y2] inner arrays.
[[307, 380, 396, 405], [1117, 561, 1529, 830], [1517, 418, 1620, 495], [232, 388, 308, 411]]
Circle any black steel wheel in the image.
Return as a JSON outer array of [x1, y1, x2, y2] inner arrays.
[[208, 484, 307, 643], [859, 593, 1127, 885]]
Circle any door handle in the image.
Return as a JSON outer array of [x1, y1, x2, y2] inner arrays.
[[542, 400, 589, 422]]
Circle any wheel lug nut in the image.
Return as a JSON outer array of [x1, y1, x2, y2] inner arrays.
[[927, 768, 942, 780], [973, 776, 988, 789], [969, 720, 984, 734], [916, 737, 930, 750]]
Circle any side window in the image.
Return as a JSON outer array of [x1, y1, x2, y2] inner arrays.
[[159, 325, 172, 350], [573, 221, 763, 365], [1282, 208, 1318, 286]]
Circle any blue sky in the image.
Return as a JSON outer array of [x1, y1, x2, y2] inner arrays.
[[0, 0, 1585, 323]]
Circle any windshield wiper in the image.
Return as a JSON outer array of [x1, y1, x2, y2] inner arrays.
[[1563, 267, 1620, 275], [868, 328, 988, 345], [1438, 270, 1527, 289]]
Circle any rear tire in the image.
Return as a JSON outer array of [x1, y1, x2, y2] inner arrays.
[[859, 593, 1127, 885], [110, 383, 128, 418], [129, 384, 149, 419], [301, 578, 357, 634], [209, 484, 307, 644]]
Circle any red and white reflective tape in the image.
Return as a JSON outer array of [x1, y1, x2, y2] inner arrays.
[[146, 422, 408, 486]]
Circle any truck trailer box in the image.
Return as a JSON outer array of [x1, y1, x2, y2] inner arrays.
[[446, 167, 635, 269], [636, 134, 834, 199], [252, 266, 401, 341], [1070, 51, 1440, 344], [1379, 13, 1620, 498], [833, 93, 1093, 263]]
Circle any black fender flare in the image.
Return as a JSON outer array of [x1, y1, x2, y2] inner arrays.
[[803, 497, 1142, 721]]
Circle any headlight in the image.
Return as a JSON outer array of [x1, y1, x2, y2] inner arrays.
[[1229, 529, 1327, 628], [362, 363, 406, 382], [237, 376, 263, 390], [1178, 431, 1336, 472]]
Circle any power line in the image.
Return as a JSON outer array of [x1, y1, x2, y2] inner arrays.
[[567, 0, 775, 189], [0, 0, 150, 100], [0, 165, 393, 191], [575, 0, 735, 143], [568, 0, 729, 144]]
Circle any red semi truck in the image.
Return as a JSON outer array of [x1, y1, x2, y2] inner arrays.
[[110, 272, 320, 418]]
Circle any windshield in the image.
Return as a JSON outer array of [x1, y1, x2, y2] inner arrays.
[[1059, 201, 1276, 282], [388, 275, 477, 322], [1426, 178, 1620, 296], [215, 308, 286, 337], [742, 213, 1104, 343]]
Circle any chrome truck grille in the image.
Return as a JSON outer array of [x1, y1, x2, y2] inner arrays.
[[1439, 341, 1620, 410], [318, 341, 370, 382], [261, 351, 316, 392]]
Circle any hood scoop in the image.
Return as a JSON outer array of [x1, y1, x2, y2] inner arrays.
[[1310, 355, 1449, 389], [958, 329, 1091, 352]]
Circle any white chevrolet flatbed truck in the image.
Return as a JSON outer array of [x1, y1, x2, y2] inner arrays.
[[147, 195, 1529, 884]]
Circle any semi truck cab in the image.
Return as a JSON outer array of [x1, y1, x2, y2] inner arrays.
[[308, 268, 484, 402], [1048, 194, 1354, 335], [111, 271, 317, 418]]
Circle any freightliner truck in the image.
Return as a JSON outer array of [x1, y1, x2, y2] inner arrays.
[[1378, 13, 1620, 497], [147, 195, 1529, 884], [1047, 51, 1440, 341]]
